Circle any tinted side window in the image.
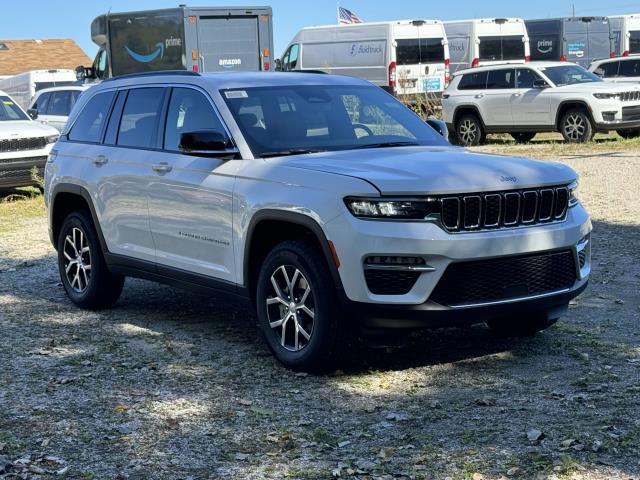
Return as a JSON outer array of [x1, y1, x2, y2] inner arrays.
[[486, 69, 515, 89], [458, 71, 488, 90], [289, 44, 300, 69], [619, 59, 640, 77], [631, 31, 640, 54], [595, 61, 620, 77], [49, 91, 72, 116], [68, 91, 115, 143], [117, 88, 165, 149], [516, 69, 543, 88], [34, 93, 51, 113], [164, 88, 226, 151]]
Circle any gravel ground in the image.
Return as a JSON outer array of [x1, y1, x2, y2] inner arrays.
[[0, 147, 639, 480]]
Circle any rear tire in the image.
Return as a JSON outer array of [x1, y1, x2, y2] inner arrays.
[[617, 128, 640, 139], [510, 132, 536, 143], [255, 239, 344, 372], [560, 109, 594, 143], [486, 312, 558, 337], [57, 210, 124, 310], [455, 114, 485, 146]]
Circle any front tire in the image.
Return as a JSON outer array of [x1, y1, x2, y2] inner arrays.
[[510, 132, 536, 143], [255, 240, 343, 372], [57, 210, 124, 310], [617, 128, 640, 139], [455, 114, 485, 146], [560, 109, 594, 143], [486, 312, 558, 337]]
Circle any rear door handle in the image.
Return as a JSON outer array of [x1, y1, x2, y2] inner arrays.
[[92, 155, 108, 166], [474, 94, 484, 99], [512, 93, 522, 98], [152, 162, 173, 174]]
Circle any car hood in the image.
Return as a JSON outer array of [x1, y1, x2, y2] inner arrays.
[[555, 82, 640, 93], [266, 146, 576, 195], [0, 120, 58, 140]]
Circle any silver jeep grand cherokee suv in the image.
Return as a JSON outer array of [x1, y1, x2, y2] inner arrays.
[[44, 71, 591, 371]]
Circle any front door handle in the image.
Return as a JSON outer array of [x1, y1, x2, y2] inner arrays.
[[152, 162, 173, 174], [92, 155, 108, 166]]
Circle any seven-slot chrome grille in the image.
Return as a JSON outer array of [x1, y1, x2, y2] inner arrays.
[[438, 186, 569, 232], [619, 91, 640, 101], [0, 137, 47, 153]]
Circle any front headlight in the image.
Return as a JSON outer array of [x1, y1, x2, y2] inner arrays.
[[593, 92, 620, 100], [46, 134, 59, 144], [568, 180, 579, 207], [344, 197, 440, 220]]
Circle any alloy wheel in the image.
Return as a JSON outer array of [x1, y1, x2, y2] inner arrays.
[[563, 114, 586, 141], [62, 227, 92, 293], [265, 265, 315, 352], [459, 119, 478, 145]]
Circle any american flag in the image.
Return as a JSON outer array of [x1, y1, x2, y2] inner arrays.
[[338, 6, 363, 25]]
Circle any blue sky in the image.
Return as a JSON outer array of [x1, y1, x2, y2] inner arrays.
[[2, 0, 640, 60]]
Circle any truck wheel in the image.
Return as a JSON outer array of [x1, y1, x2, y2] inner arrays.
[[617, 128, 640, 139], [510, 132, 536, 143], [560, 109, 594, 143], [256, 239, 343, 372], [486, 312, 558, 337], [57, 210, 124, 310], [455, 114, 485, 146]]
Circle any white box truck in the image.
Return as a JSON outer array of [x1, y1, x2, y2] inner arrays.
[[79, 6, 274, 81], [609, 14, 640, 57], [444, 18, 530, 74], [279, 20, 450, 95], [0, 69, 77, 110]]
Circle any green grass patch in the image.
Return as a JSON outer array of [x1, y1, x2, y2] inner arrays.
[[0, 188, 45, 234]]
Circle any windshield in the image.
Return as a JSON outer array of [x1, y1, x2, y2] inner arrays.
[[0, 96, 28, 121], [221, 85, 447, 157], [540, 65, 602, 86]]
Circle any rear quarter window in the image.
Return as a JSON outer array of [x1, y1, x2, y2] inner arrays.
[[68, 91, 115, 143], [619, 59, 640, 77], [458, 71, 488, 90], [595, 61, 620, 78]]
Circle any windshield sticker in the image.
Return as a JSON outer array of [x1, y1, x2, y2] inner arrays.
[[3, 101, 14, 105], [225, 90, 248, 99]]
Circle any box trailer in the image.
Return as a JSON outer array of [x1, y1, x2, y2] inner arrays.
[[80, 6, 274, 81], [609, 14, 640, 57], [444, 18, 530, 74], [0, 69, 77, 109], [279, 20, 450, 95], [526, 17, 612, 68]]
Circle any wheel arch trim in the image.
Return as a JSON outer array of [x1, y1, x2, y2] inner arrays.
[[242, 209, 346, 299]]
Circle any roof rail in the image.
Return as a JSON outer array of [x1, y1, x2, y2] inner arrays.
[[104, 70, 201, 82]]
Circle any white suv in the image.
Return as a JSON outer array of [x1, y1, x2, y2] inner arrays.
[[442, 61, 640, 145], [45, 72, 591, 371], [0, 90, 60, 189]]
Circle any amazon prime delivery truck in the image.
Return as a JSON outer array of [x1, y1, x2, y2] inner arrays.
[[78, 6, 274, 81], [525, 17, 612, 68]]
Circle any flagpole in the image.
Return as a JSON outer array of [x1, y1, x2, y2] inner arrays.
[[337, 2, 340, 24]]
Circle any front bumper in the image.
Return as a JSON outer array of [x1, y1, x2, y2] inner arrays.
[[325, 203, 591, 323], [0, 146, 52, 188]]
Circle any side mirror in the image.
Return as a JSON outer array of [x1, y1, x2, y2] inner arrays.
[[274, 58, 283, 71], [179, 130, 237, 158], [426, 117, 449, 140], [75, 65, 95, 81], [27, 109, 38, 120], [533, 79, 550, 89]]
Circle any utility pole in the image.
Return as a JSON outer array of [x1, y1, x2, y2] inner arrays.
[[572, 4, 575, 16]]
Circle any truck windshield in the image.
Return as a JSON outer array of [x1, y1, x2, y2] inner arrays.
[[0, 96, 28, 121], [396, 38, 445, 64], [222, 84, 447, 157], [540, 65, 602, 86]]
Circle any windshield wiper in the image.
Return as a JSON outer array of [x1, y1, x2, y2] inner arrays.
[[260, 148, 326, 158], [349, 141, 420, 150]]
